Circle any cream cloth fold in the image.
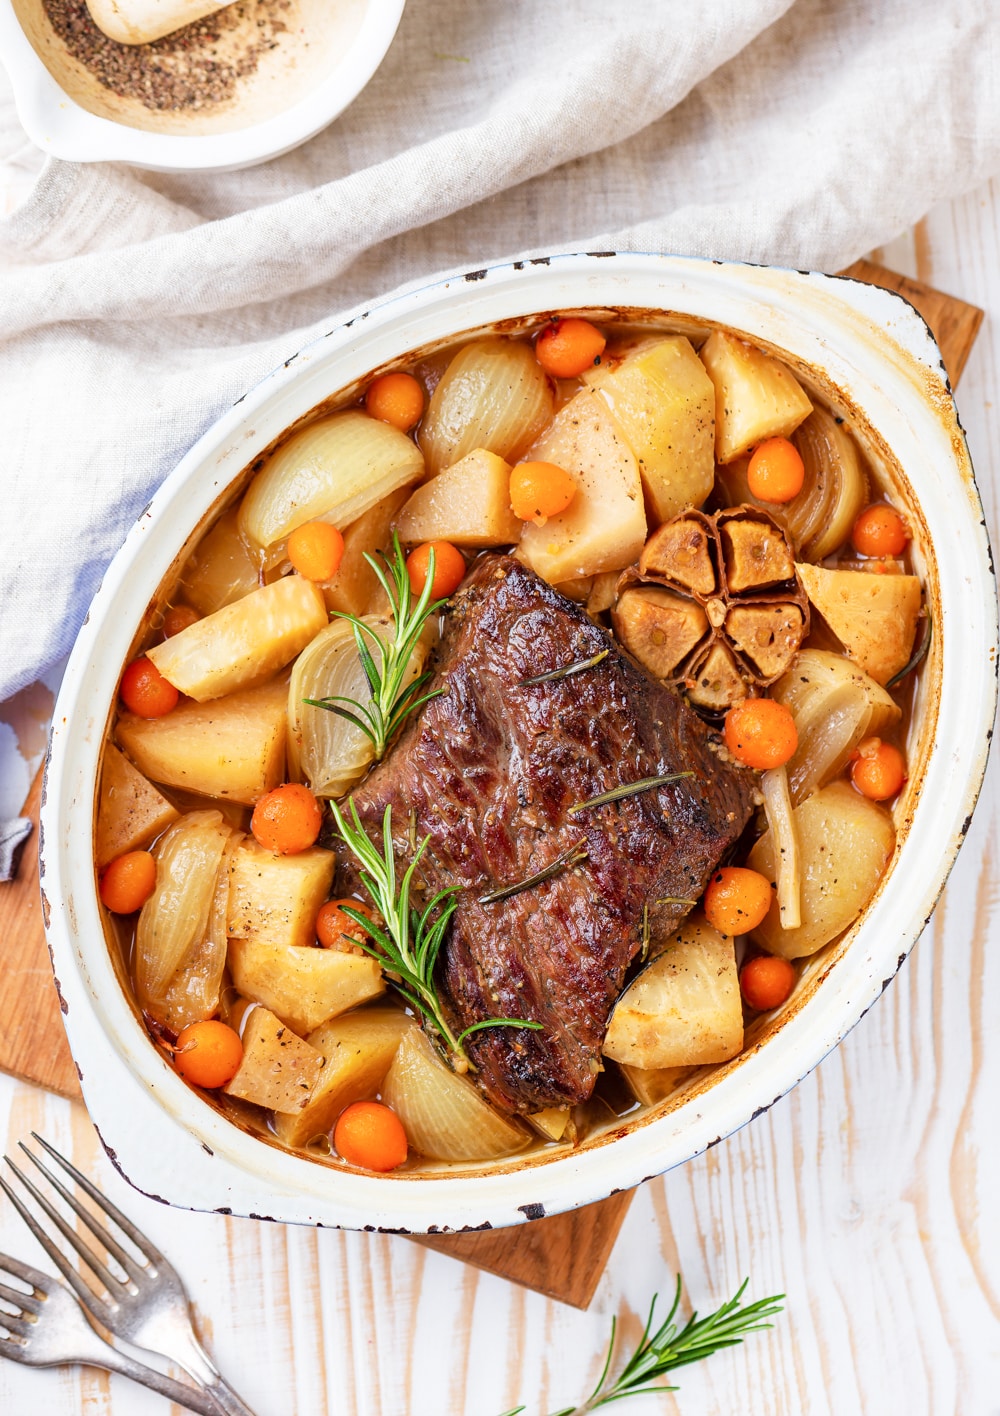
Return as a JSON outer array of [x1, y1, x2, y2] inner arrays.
[[1, 0, 998, 700]]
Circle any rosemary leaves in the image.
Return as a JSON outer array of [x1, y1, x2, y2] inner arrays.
[[568, 772, 694, 816]]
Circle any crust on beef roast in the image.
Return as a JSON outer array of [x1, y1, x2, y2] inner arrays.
[[342, 554, 757, 1113]]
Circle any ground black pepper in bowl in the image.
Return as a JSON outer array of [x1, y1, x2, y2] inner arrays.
[[43, 0, 292, 111]]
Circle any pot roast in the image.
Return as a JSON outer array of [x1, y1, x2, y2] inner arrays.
[[345, 554, 756, 1113]]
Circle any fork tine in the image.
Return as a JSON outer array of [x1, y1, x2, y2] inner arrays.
[[0, 1308, 34, 1338], [0, 1171, 114, 1328], [17, 1142, 146, 1286], [0, 1249, 53, 1291], [0, 1278, 43, 1313], [30, 1133, 169, 1272]]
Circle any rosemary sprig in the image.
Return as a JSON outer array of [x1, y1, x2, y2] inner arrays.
[[520, 647, 610, 687], [304, 533, 445, 760], [330, 799, 542, 1068], [568, 772, 694, 816], [887, 609, 932, 688], [479, 842, 589, 905], [499, 1276, 783, 1416]]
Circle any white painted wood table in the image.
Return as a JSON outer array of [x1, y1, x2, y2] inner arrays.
[[1, 185, 998, 1415]]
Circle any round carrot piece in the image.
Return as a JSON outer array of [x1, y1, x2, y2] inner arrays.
[[703, 866, 773, 936], [850, 737, 906, 801], [162, 604, 201, 638], [851, 503, 910, 557], [740, 954, 796, 1012], [174, 1020, 243, 1089], [746, 437, 805, 503], [723, 698, 798, 770], [405, 541, 466, 599], [509, 461, 577, 526], [535, 318, 607, 378], [365, 372, 425, 431], [334, 1100, 408, 1172], [119, 657, 178, 718], [287, 521, 345, 581], [98, 850, 157, 914], [316, 898, 376, 950], [251, 783, 324, 855]]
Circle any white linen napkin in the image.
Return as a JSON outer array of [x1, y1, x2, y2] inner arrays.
[[1, 0, 998, 706]]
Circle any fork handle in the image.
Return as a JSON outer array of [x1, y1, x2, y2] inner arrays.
[[81, 1344, 223, 1416]]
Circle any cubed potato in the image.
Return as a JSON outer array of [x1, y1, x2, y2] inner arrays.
[[227, 937, 384, 1036], [749, 780, 895, 959], [585, 335, 715, 522], [603, 917, 743, 1069], [224, 1006, 325, 1113], [147, 575, 328, 702], [227, 838, 336, 951], [95, 743, 179, 869], [699, 330, 813, 463], [116, 676, 288, 806], [525, 1107, 573, 1142], [322, 487, 410, 617], [181, 507, 261, 617], [796, 563, 922, 685], [273, 1006, 414, 1148], [394, 448, 522, 548], [620, 1065, 689, 1107], [517, 389, 646, 584]]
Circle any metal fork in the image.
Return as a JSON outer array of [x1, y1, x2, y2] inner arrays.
[[0, 1249, 220, 1413], [1, 1133, 257, 1416]]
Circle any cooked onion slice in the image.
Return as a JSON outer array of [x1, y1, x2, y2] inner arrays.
[[381, 1029, 529, 1162], [135, 811, 232, 1024], [419, 338, 554, 476], [238, 412, 424, 559], [760, 767, 800, 930], [287, 615, 428, 797], [770, 649, 900, 804], [157, 829, 244, 1031]]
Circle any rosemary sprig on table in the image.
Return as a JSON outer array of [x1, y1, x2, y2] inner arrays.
[[330, 799, 542, 1069], [304, 533, 444, 760], [499, 1276, 783, 1416]]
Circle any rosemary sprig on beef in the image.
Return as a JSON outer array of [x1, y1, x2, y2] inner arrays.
[[519, 646, 610, 686], [479, 842, 589, 905], [304, 533, 445, 760], [330, 799, 542, 1070], [568, 772, 694, 816]]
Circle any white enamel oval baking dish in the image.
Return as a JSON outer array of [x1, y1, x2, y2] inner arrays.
[[0, 0, 405, 172], [40, 253, 997, 1234]]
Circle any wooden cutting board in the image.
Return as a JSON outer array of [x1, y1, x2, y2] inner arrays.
[[0, 262, 982, 1308]]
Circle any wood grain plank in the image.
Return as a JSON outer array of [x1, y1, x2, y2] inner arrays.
[[413, 1190, 634, 1308], [0, 767, 80, 1098]]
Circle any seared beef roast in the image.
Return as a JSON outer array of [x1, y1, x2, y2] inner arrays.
[[344, 555, 756, 1113]]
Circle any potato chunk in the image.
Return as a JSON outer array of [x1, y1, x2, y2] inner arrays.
[[749, 780, 895, 958], [394, 448, 522, 548], [517, 389, 646, 583], [95, 743, 179, 869], [699, 330, 812, 463], [273, 1007, 414, 1148], [227, 938, 384, 1036], [603, 917, 743, 1069], [147, 575, 327, 702], [116, 676, 288, 806], [586, 335, 715, 522], [796, 563, 921, 685], [322, 487, 410, 617], [227, 839, 336, 951], [224, 1006, 325, 1113]]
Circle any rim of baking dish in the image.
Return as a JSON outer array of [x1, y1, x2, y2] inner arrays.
[[41, 251, 998, 1233]]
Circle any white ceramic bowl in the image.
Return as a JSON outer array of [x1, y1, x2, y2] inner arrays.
[[0, 0, 404, 172], [41, 253, 997, 1234]]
